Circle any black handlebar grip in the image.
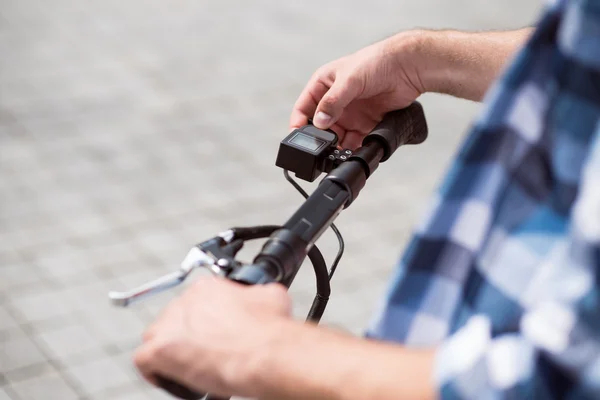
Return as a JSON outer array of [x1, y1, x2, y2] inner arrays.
[[155, 375, 231, 400], [362, 101, 428, 162], [155, 376, 205, 400]]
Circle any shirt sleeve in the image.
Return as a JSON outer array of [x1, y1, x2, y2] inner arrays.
[[433, 134, 600, 399]]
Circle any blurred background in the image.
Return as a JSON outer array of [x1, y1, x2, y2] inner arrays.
[[1, 1, 542, 399]]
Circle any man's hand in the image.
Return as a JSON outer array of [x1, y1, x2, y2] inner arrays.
[[134, 275, 436, 400], [134, 276, 292, 398], [290, 31, 425, 150], [291, 28, 532, 150]]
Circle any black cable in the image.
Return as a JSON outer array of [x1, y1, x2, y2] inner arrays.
[[305, 245, 330, 322], [283, 169, 309, 197], [283, 170, 345, 280], [327, 222, 344, 280]]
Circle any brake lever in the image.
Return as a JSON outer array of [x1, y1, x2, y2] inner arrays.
[[107, 242, 235, 399], [107, 228, 273, 400], [108, 246, 226, 307], [108, 229, 245, 307]]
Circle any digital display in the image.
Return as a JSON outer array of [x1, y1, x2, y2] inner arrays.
[[289, 132, 326, 152]]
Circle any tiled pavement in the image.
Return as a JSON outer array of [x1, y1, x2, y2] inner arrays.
[[1, 1, 542, 399]]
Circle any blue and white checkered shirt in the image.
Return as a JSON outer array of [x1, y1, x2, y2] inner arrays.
[[367, 0, 600, 398]]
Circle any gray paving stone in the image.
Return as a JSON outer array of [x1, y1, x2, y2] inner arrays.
[[7, 289, 70, 323], [0, 326, 25, 343], [0, 265, 44, 294], [33, 323, 101, 362], [63, 356, 135, 396], [2, 361, 57, 384], [111, 351, 144, 381], [0, 336, 47, 372], [101, 391, 150, 400], [16, 314, 75, 337], [89, 383, 156, 400], [76, 306, 148, 349], [9, 371, 79, 400], [146, 387, 182, 400], [0, 308, 18, 332], [30, 245, 99, 283]]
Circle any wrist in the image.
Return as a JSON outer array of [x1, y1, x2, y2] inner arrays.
[[242, 320, 345, 400], [382, 29, 433, 95], [415, 29, 493, 99], [405, 28, 532, 101], [395, 29, 470, 97], [238, 317, 437, 400]]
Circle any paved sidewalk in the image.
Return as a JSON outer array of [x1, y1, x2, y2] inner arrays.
[[1, 1, 541, 399]]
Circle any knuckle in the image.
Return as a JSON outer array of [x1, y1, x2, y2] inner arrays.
[[320, 95, 339, 110], [263, 284, 291, 308], [314, 63, 338, 84], [263, 282, 283, 295], [345, 73, 363, 89], [134, 347, 153, 370], [154, 338, 181, 360], [314, 65, 332, 79]]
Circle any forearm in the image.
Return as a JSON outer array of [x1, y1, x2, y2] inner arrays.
[[245, 320, 436, 400], [410, 28, 534, 101]]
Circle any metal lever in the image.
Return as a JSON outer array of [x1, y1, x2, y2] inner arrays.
[[108, 247, 220, 307], [106, 229, 255, 400]]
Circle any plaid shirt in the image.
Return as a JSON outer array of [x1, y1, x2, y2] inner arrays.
[[367, 0, 600, 398]]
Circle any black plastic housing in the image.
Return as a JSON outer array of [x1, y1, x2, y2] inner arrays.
[[275, 125, 337, 181]]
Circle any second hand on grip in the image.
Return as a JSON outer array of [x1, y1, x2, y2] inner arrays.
[[153, 273, 275, 400]]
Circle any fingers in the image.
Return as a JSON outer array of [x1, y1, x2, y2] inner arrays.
[[289, 61, 365, 155], [135, 339, 189, 389], [289, 71, 363, 145], [313, 75, 362, 130], [134, 275, 292, 398], [340, 130, 365, 150], [136, 305, 193, 389], [136, 294, 189, 386], [134, 345, 161, 386], [289, 74, 331, 130]]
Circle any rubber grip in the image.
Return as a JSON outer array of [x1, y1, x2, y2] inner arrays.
[[362, 101, 428, 162], [155, 376, 205, 400], [155, 376, 231, 400]]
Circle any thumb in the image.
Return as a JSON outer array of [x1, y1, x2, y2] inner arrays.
[[313, 77, 361, 129]]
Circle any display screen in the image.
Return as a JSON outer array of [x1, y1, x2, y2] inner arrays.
[[289, 132, 326, 152]]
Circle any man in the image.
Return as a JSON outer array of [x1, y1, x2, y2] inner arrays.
[[134, 0, 600, 398]]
